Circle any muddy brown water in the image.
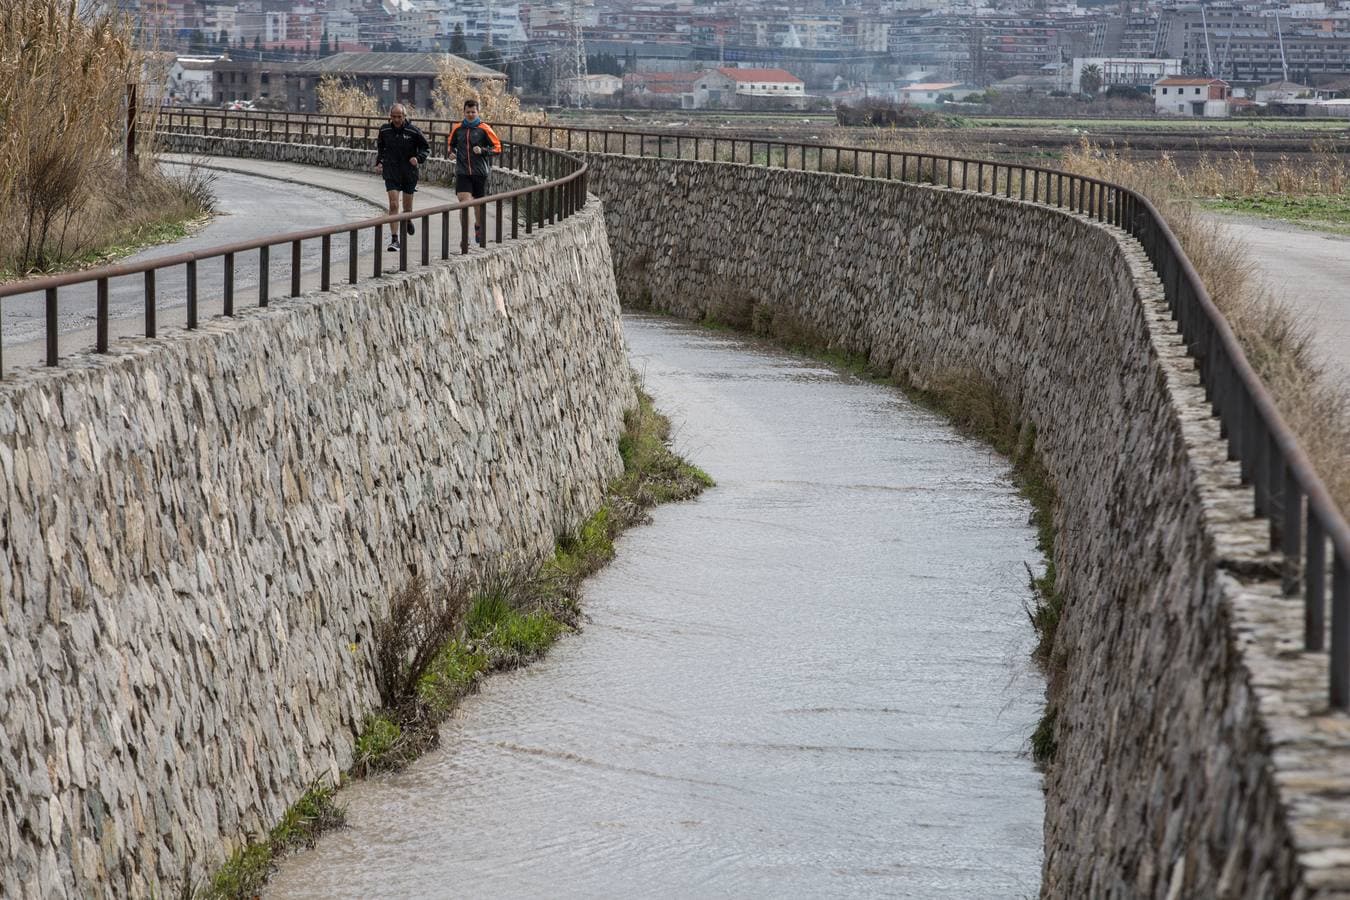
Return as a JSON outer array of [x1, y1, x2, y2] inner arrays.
[[267, 315, 1045, 898]]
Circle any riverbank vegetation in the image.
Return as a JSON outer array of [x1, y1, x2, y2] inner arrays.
[[903, 373, 1063, 769], [0, 0, 216, 278], [316, 61, 545, 126], [202, 780, 346, 900], [1060, 141, 1350, 517], [354, 387, 711, 776], [203, 386, 711, 898]]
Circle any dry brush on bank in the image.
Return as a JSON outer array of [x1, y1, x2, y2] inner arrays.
[[202, 386, 712, 899], [0, 0, 214, 277], [315, 61, 547, 127], [1060, 141, 1350, 516]]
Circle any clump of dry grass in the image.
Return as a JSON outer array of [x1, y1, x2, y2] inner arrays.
[[0, 0, 213, 275], [432, 59, 545, 125], [1062, 139, 1350, 514], [1, 0, 134, 269], [310, 61, 551, 133], [827, 125, 967, 159], [315, 75, 384, 117], [1080, 141, 1349, 201]]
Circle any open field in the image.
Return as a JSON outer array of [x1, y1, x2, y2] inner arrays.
[[968, 116, 1349, 131], [550, 108, 1349, 167], [1202, 196, 1350, 235]]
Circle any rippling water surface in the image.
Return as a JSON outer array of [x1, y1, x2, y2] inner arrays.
[[268, 315, 1044, 899]]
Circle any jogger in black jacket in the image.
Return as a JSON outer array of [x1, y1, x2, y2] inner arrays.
[[375, 104, 429, 251]]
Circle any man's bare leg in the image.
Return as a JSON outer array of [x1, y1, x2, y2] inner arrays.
[[402, 192, 415, 239], [457, 191, 476, 245], [386, 190, 400, 246]]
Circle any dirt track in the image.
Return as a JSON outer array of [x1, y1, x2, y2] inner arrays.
[[1208, 212, 1350, 387]]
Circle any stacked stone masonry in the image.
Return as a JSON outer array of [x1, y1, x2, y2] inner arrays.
[[0, 197, 633, 897], [581, 154, 1350, 898]]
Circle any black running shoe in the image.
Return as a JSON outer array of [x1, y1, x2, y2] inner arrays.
[[405, 219, 415, 236], [387, 237, 399, 252]]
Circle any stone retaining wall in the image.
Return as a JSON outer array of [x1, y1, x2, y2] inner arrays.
[[0, 197, 633, 897], [581, 155, 1344, 898]]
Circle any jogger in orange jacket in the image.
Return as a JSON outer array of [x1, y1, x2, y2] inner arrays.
[[447, 99, 502, 246]]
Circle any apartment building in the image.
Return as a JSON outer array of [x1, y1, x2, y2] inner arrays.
[[889, 13, 1095, 85], [1110, 5, 1350, 82]]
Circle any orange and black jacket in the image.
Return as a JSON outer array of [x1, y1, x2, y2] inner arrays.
[[447, 118, 502, 179]]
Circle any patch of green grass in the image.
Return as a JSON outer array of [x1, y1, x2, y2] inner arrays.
[[73, 218, 195, 266], [494, 607, 564, 658], [550, 504, 617, 580], [612, 388, 715, 507], [418, 640, 489, 712], [1, 216, 204, 285], [203, 779, 345, 900], [966, 116, 1348, 131], [1201, 194, 1350, 235], [1031, 706, 1059, 768], [353, 713, 402, 769], [697, 316, 737, 333]]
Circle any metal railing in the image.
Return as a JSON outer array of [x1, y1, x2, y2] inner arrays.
[[0, 136, 587, 377], [23, 107, 1350, 709]]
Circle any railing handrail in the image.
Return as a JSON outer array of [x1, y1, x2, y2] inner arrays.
[[158, 105, 1127, 188], [1128, 186, 1350, 554], [0, 163, 581, 300], [19, 107, 1350, 708]]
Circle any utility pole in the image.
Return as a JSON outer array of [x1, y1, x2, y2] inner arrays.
[[570, 0, 588, 107]]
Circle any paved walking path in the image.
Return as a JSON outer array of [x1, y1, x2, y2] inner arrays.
[[1207, 212, 1350, 387], [163, 153, 463, 207], [1, 157, 493, 372]]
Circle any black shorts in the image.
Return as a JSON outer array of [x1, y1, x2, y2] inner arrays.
[[455, 174, 490, 198], [383, 175, 418, 194]]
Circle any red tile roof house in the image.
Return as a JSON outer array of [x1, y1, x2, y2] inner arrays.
[[1151, 76, 1232, 117]]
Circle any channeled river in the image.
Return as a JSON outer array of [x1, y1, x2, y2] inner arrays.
[[268, 314, 1045, 898]]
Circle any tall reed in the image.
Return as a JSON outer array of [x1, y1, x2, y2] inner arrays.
[[0, 0, 212, 276]]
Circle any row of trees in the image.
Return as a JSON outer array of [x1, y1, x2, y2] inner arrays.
[[189, 28, 343, 58]]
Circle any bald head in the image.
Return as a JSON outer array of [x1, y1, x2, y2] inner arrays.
[[389, 104, 406, 124]]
